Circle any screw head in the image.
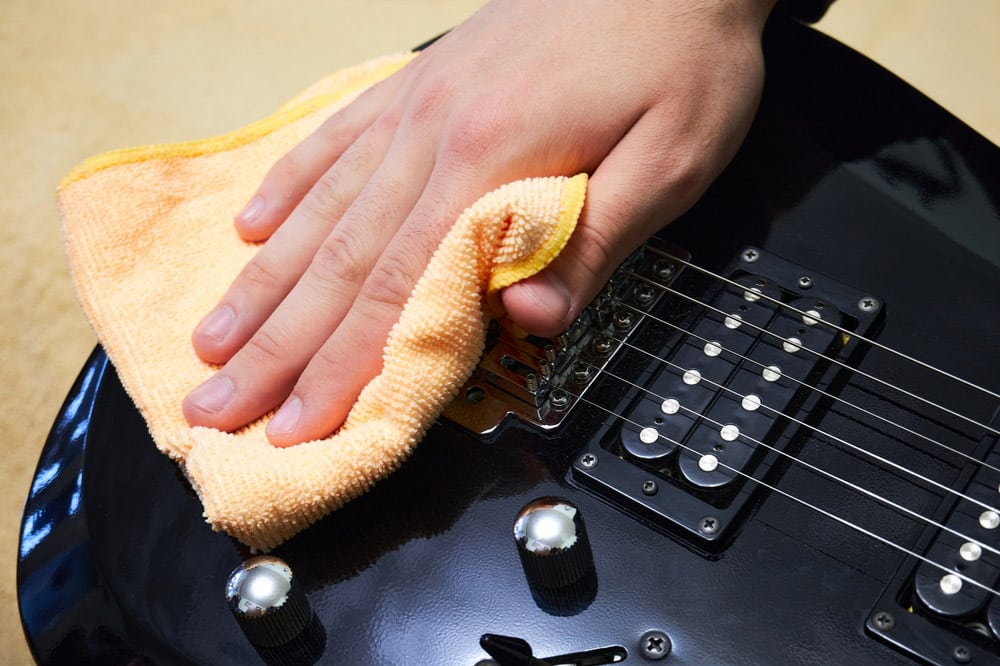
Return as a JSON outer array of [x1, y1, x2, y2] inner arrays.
[[639, 630, 671, 660], [741, 248, 760, 263], [952, 645, 972, 664], [698, 516, 720, 535], [872, 611, 895, 632], [798, 276, 814, 289], [858, 296, 880, 313], [641, 480, 658, 496], [579, 453, 598, 469]]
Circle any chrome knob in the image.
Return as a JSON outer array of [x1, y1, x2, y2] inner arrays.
[[225, 555, 312, 648], [513, 497, 594, 589]]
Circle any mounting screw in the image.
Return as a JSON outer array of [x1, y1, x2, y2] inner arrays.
[[549, 389, 570, 411], [952, 645, 972, 664], [858, 296, 880, 313], [639, 630, 671, 660], [797, 276, 813, 289], [871, 611, 895, 632], [653, 260, 676, 281], [579, 453, 598, 469], [698, 516, 720, 535], [642, 480, 659, 496], [741, 248, 760, 263]]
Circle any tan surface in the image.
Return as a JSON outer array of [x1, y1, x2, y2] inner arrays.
[[1, 1, 996, 662]]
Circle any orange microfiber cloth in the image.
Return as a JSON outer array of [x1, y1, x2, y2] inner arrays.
[[59, 52, 587, 551]]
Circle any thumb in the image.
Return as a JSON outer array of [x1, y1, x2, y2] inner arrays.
[[501, 113, 709, 337]]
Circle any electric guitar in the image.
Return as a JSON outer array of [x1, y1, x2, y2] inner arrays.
[[18, 18, 1000, 666]]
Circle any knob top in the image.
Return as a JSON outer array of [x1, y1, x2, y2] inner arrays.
[[226, 555, 312, 648], [513, 497, 594, 590]]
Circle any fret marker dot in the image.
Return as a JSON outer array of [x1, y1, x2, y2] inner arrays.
[[979, 510, 999, 529], [703, 341, 723, 357], [661, 398, 680, 415], [698, 454, 719, 472], [682, 369, 702, 385], [939, 574, 963, 595], [762, 365, 782, 382], [782, 337, 802, 354], [724, 314, 743, 330], [741, 394, 762, 411], [720, 424, 740, 441], [744, 287, 762, 303], [802, 309, 822, 326], [960, 542, 982, 562], [639, 427, 659, 444]]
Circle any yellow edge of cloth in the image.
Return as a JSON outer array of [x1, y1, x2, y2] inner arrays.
[[58, 53, 416, 188]]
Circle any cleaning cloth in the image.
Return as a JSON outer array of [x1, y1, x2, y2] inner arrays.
[[59, 52, 587, 550]]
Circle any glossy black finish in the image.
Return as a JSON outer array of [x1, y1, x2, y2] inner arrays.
[[19, 18, 1000, 665]]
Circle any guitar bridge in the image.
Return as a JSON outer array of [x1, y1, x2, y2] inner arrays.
[[442, 237, 689, 434]]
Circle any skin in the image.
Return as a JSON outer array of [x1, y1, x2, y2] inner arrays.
[[183, 0, 778, 446]]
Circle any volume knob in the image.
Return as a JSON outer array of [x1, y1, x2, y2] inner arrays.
[[513, 497, 594, 589], [225, 555, 313, 648]]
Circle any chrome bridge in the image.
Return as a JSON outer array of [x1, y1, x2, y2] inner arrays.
[[442, 237, 689, 435]]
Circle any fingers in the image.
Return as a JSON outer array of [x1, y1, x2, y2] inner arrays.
[[233, 75, 403, 242], [501, 107, 713, 337], [183, 136, 436, 432], [263, 173, 477, 446], [191, 116, 398, 366]]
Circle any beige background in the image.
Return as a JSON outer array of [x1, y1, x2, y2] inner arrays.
[[1, 1, 997, 663]]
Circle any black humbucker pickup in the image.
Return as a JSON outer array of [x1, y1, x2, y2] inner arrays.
[[572, 246, 883, 550]]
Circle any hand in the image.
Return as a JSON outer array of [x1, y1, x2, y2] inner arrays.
[[182, 0, 776, 446]]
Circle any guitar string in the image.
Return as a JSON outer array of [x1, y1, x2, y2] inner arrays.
[[658, 248, 1000, 403], [595, 332, 1000, 515], [567, 387, 1000, 599], [607, 294, 1000, 479], [488, 366, 1000, 597], [583, 358, 1000, 559], [623, 269, 1000, 437]]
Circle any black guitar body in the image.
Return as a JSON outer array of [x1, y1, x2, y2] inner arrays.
[[18, 18, 1000, 666]]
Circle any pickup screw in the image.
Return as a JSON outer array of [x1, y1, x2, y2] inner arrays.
[[633, 283, 656, 306], [572, 362, 592, 382], [592, 334, 613, 355], [639, 630, 671, 660], [698, 516, 720, 535], [798, 276, 813, 289], [858, 296, 880, 313], [579, 453, 598, 469], [641, 480, 658, 496], [741, 248, 760, 263], [613, 309, 633, 331], [653, 260, 676, 280], [872, 611, 895, 632], [952, 645, 972, 664]]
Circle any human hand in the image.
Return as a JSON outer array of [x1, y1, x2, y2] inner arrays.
[[182, 0, 776, 446]]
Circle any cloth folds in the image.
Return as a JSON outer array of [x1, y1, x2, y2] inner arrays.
[[59, 52, 587, 550]]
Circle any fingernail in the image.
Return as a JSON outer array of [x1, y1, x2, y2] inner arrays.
[[236, 195, 264, 224], [526, 271, 573, 322], [195, 305, 235, 342], [188, 376, 235, 414], [267, 396, 302, 436]]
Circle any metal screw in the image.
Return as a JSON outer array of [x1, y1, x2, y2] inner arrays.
[[579, 453, 598, 469], [741, 248, 760, 263], [524, 373, 539, 394], [639, 630, 671, 660], [952, 645, 971, 664], [798, 276, 813, 289], [592, 334, 614, 355], [572, 362, 592, 382], [698, 516, 720, 535], [613, 308, 633, 331], [642, 480, 659, 496], [858, 296, 880, 313], [549, 389, 570, 411], [653, 260, 676, 281], [872, 611, 895, 632], [543, 344, 557, 363], [633, 283, 656, 306]]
